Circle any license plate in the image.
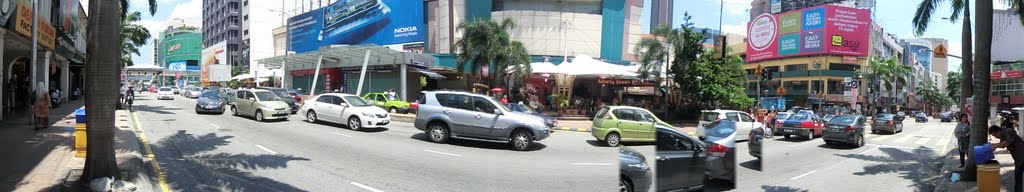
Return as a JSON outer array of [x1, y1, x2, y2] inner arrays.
[[784, 129, 794, 133]]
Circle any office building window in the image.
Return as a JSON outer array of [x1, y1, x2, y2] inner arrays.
[[785, 64, 808, 72], [993, 78, 1024, 96]]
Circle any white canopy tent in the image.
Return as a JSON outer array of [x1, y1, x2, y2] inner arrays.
[[555, 55, 637, 77]]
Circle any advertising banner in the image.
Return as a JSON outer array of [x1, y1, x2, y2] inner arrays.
[[0, 0, 17, 29], [287, 0, 425, 53], [746, 5, 870, 62], [904, 39, 933, 71], [15, 0, 55, 49], [201, 41, 228, 83]]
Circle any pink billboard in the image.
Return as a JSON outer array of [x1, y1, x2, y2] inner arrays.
[[746, 5, 871, 62]]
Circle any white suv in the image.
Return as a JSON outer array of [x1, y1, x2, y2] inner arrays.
[[698, 109, 764, 141]]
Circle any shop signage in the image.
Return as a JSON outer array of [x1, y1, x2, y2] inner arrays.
[[842, 55, 857, 63], [824, 94, 846, 102], [168, 43, 182, 52], [992, 70, 1023, 79], [15, 0, 55, 49], [746, 5, 871, 62], [598, 79, 656, 86]]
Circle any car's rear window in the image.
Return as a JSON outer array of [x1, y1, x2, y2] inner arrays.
[[159, 88, 171, 91], [595, 107, 611, 119], [830, 116, 858, 124], [705, 120, 737, 138], [777, 113, 791, 120], [789, 114, 809, 121], [700, 112, 719, 121], [875, 114, 894, 120]]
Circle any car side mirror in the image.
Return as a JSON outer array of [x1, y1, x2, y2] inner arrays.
[[494, 109, 503, 115], [339, 103, 348, 107], [248, 97, 255, 101]]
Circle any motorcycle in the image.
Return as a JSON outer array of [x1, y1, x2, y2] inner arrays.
[[50, 89, 62, 108]]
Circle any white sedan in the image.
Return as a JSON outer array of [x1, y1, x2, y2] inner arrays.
[[157, 87, 174, 100], [300, 93, 391, 130]]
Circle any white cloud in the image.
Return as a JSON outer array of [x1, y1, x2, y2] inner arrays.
[[721, 24, 748, 35], [713, 0, 753, 16], [167, 0, 202, 25]]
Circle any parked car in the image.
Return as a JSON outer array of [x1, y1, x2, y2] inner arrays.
[[619, 147, 653, 192], [257, 87, 300, 114], [698, 109, 762, 141], [940, 112, 953, 122], [230, 89, 292, 122], [591, 106, 664, 147], [749, 126, 763, 160], [507, 103, 557, 128], [148, 86, 158, 93], [703, 120, 737, 183], [171, 87, 180, 95], [195, 90, 226, 114], [362, 92, 411, 114], [413, 91, 551, 151], [655, 127, 707, 191], [156, 87, 174, 100], [301, 93, 391, 130], [185, 86, 203, 98], [776, 113, 825, 140], [915, 112, 929, 123], [822, 114, 837, 122], [823, 115, 867, 147], [775, 112, 794, 122], [871, 114, 904, 134]]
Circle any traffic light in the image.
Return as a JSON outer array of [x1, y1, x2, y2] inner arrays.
[[764, 68, 773, 81]]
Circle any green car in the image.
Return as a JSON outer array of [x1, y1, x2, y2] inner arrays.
[[591, 106, 667, 146], [362, 92, 411, 114]]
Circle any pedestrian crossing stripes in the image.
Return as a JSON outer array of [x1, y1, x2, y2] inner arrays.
[[862, 133, 953, 149]]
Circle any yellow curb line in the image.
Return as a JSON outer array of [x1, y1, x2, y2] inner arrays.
[[131, 111, 172, 192]]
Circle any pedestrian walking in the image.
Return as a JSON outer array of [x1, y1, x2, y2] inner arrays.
[[501, 95, 508, 104], [989, 125, 1024, 192], [954, 113, 971, 168], [33, 83, 50, 130]]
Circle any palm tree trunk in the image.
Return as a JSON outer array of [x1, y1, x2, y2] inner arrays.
[[81, 0, 121, 182], [965, 0, 993, 181], [962, 2, 974, 108]]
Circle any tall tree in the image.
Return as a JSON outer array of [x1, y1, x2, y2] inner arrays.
[[82, 0, 157, 183], [912, 0, 973, 114], [947, 71, 962, 106], [865, 57, 912, 101], [120, 11, 151, 66], [454, 18, 531, 98]]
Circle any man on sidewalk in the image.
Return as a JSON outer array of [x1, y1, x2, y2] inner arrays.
[[988, 125, 1024, 192]]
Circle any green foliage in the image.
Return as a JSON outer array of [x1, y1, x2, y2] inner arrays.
[[231, 66, 248, 77], [863, 57, 912, 98], [227, 80, 239, 89], [916, 80, 954, 107], [120, 11, 150, 66], [947, 71, 962, 105], [176, 25, 199, 31], [454, 18, 532, 99]]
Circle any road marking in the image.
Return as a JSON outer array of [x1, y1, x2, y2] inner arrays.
[[570, 163, 613, 166], [872, 134, 895, 141], [130, 111, 172, 192], [789, 170, 817, 180], [424, 149, 462, 157], [858, 146, 880, 155], [939, 138, 952, 153], [255, 144, 278, 154], [915, 137, 932, 145], [329, 132, 353, 137], [350, 182, 384, 192], [210, 124, 220, 129], [893, 135, 915, 143]]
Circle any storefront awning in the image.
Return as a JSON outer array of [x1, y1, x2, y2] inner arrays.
[[256, 44, 433, 70], [412, 68, 445, 79]]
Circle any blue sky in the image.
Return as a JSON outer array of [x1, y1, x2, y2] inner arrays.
[[87, 0, 203, 67], [639, 0, 1015, 73]]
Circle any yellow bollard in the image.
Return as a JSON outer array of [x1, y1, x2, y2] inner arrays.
[[978, 161, 1001, 192], [74, 123, 87, 158]]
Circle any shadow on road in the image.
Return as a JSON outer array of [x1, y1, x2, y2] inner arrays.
[[409, 133, 548, 151], [739, 159, 761, 171], [305, 120, 391, 133], [584, 140, 653, 147], [835, 146, 941, 191], [154, 130, 311, 191], [771, 137, 814, 143], [760, 185, 810, 192], [816, 143, 862, 150]]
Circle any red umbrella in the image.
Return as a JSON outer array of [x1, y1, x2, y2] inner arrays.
[[492, 88, 504, 93]]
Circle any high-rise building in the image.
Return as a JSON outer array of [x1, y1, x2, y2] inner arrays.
[[202, 0, 247, 67], [650, 0, 672, 30], [923, 38, 948, 92]]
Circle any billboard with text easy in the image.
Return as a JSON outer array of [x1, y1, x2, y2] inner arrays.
[[746, 5, 871, 62]]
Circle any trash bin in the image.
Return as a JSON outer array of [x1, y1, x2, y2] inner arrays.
[[978, 161, 1001, 192], [74, 108, 86, 158]]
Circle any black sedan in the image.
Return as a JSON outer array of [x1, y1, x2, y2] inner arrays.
[[194, 90, 226, 114], [823, 115, 867, 147], [940, 112, 953, 122], [915, 113, 929, 123], [619, 147, 652, 192], [656, 127, 707, 191], [508, 103, 557, 127]]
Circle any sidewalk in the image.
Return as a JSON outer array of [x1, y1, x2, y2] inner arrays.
[[934, 141, 1015, 192], [0, 100, 158, 191]]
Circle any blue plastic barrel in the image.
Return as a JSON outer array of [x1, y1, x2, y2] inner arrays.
[[74, 108, 86, 123], [975, 143, 995, 164]]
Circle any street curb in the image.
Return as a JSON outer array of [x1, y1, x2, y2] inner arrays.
[[128, 110, 172, 192], [551, 127, 590, 132], [932, 147, 960, 192]]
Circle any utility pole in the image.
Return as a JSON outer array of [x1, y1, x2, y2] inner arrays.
[[30, 0, 37, 93]]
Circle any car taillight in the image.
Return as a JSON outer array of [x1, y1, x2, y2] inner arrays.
[[888, 121, 893, 125], [410, 103, 419, 110], [846, 125, 856, 132], [708, 144, 728, 157], [776, 123, 783, 127]]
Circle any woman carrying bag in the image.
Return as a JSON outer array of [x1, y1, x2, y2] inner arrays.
[[33, 83, 51, 130]]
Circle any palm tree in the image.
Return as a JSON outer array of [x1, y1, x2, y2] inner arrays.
[[912, 0, 972, 108], [866, 57, 912, 101], [634, 25, 676, 88], [454, 18, 532, 98], [120, 11, 151, 66], [82, 0, 156, 184], [968, 0, 995, 181]]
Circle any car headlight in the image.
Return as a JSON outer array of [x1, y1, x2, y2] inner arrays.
[[361, 112, 373, 117], [627, 162, 649, 170]]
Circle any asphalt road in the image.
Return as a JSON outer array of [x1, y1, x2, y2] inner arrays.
[[751, 117, 953, 191], [129, 92, 618, 192]]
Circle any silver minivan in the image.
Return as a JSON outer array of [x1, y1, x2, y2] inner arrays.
[[413, 91, 551, 151]]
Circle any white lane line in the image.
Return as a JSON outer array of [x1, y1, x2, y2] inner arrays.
[[424, 149, 462, 157], [350, 182, 384, 192], [329, 132, 353, 137], [857, 146, 880, 155], [210, 124, 221, 129], [254, 144, 278, 154], [570, 163, 613, 166], [789, 170, 817, 180]]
